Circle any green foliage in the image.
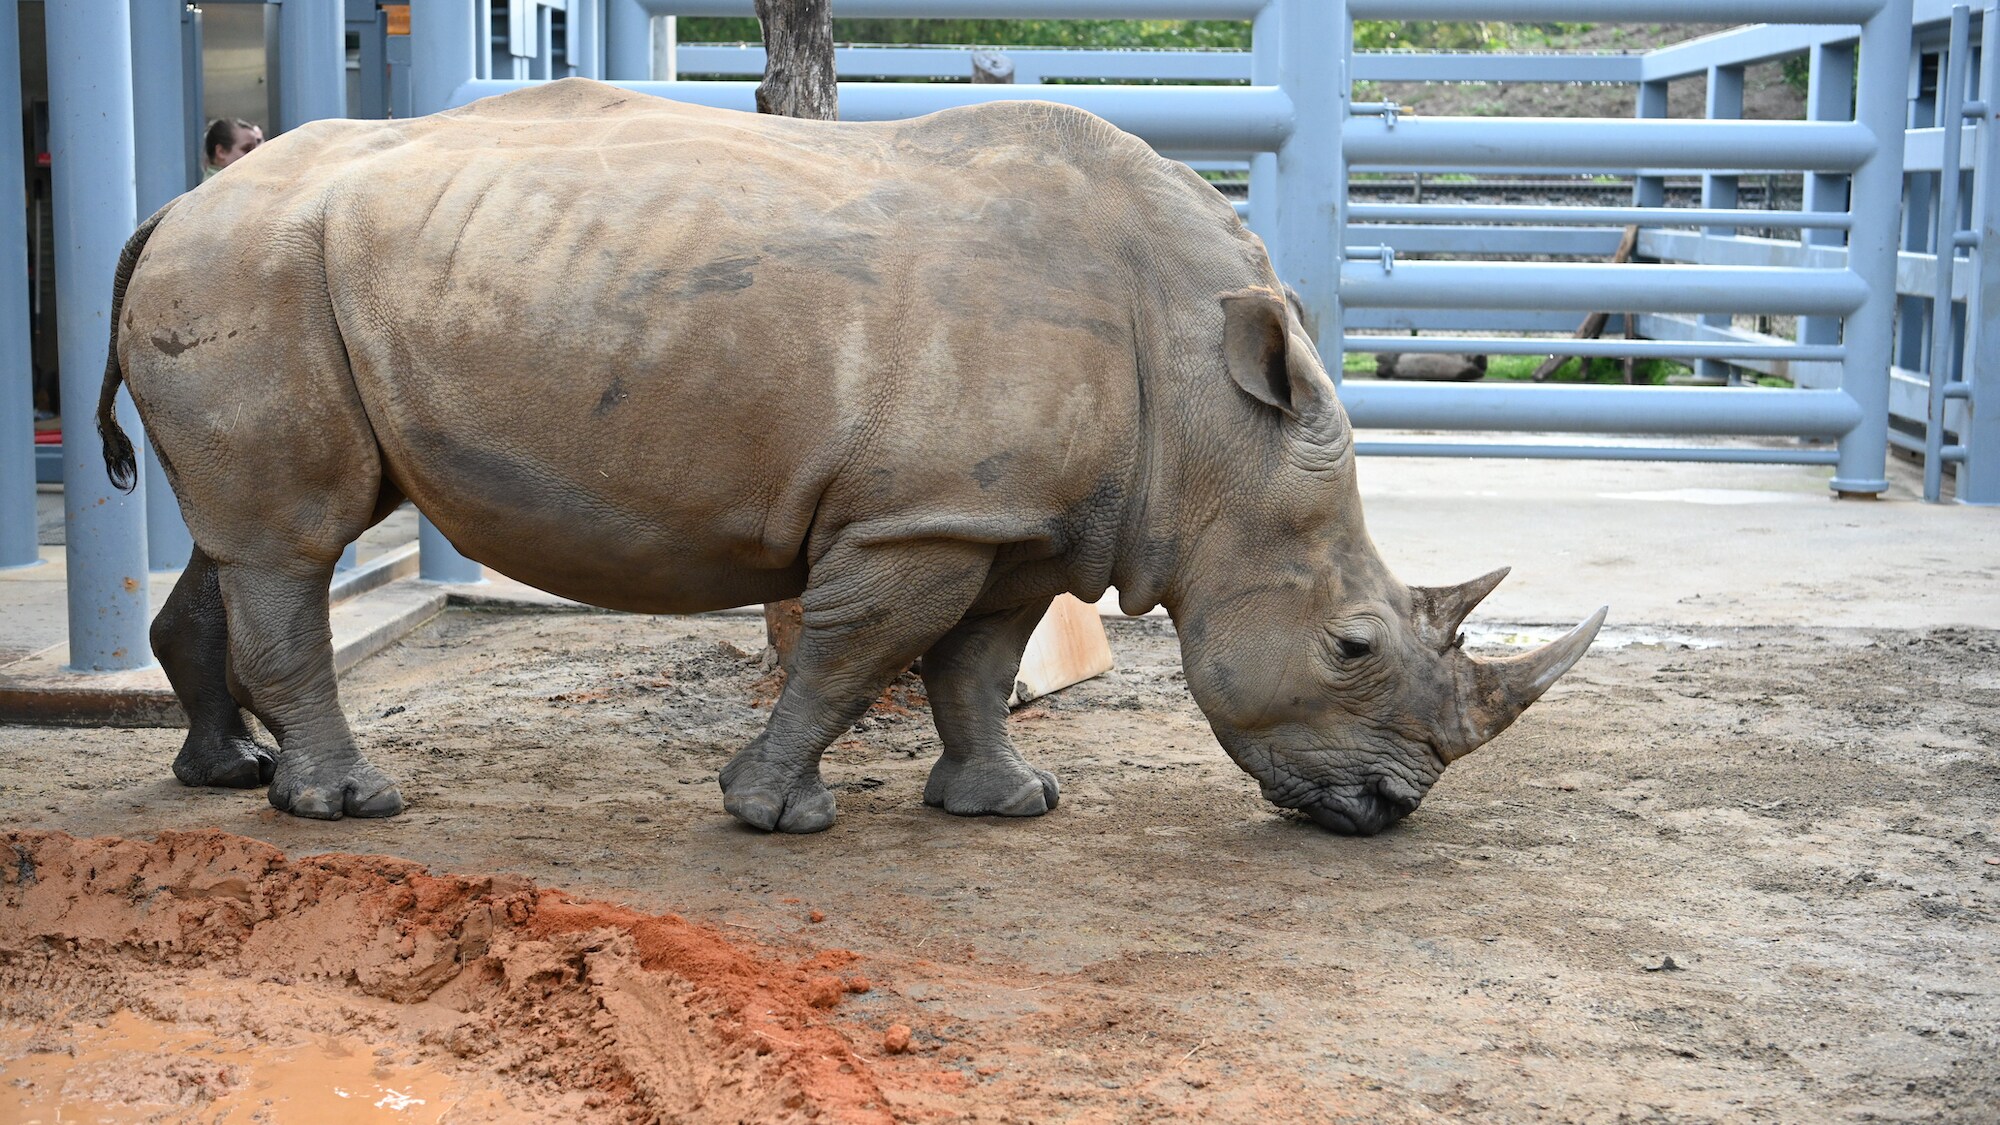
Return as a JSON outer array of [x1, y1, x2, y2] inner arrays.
[[1351, 22, 1588, 52], [679, 18, 1593, 53], [1782, 55, 1811, 96], [677, 18, 1252, 49]]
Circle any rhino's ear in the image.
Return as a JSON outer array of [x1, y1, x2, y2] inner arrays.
[[1220, 286, 1336, 424]]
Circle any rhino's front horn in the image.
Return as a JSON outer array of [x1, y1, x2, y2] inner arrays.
[[1413, 567, 1511, 650], [1456, 606, 1609, 755]]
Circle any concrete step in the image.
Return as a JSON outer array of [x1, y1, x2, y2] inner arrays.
[[0, 569, 444, 728]]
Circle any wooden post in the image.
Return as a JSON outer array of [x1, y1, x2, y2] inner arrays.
[[756, 0, 836, 667]]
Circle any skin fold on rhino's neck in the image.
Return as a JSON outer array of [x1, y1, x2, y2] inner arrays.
[[1106, 295, 1292, 618], [1090, 151, 1315, 621]]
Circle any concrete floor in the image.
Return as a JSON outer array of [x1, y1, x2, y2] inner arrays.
[[1358, 452, 1998, 632], [5, 453, 1996, 670]]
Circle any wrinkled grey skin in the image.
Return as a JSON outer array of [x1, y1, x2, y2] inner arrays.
[[98, 79, 1601, 835]]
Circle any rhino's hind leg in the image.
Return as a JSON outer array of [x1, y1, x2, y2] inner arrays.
[[154, 545, 274, 789], [919, 600, 1061, 817], [218, 560, 402, 819], [720, 539, 995, 833]]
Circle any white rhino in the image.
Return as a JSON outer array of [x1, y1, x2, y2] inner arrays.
[[99, 78, 1602, 834]]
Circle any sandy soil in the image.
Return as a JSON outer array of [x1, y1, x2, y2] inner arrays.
[[2, 609, 1997, 1122]]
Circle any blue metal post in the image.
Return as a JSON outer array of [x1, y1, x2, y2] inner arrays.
[[1897, 37, 1938, 377], [1798, 39, 1857, 391], [412, 0, 480, 119], [0, 0, 38, 570], [1632, 80, 1668, 208], [607, 0, 652, 81], [1924, 5, 1972, 502], [1697, 64, 1744, 385], [278, 0, 349, 128], [570, 0, 604, 78], [132, 0, 195, 572], [1956, 1, 2000, 503], [355, 4, 390, 119], [411, 0, 487, 583], [47, 0, 152, 668], [1833, 0, 1917, 497], [1275, 0, 1341, 348], [1244, 1, 1278, 244]]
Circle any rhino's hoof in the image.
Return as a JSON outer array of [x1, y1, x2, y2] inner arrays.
[[924, 759, 1060, 818], [722, 781, 836, 834], [173, 734, 276, 789], [269, 758, 405, 820]]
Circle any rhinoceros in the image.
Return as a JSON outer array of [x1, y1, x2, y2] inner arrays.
[[97, 78, 1603, 834]]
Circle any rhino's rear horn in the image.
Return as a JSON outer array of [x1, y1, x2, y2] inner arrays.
[[1457, 606, 1609, 754], [1412, 567, 1510, 651]]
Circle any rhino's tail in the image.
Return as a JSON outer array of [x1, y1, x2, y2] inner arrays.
[[97, 202, 175, 493]]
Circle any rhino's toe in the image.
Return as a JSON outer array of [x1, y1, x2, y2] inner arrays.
[[723, 782, 835, 834], [269, 758, 405, 820], [925, 759, 1060, 818], [347, 779, 406, 818], [173, 735, 276, 789]]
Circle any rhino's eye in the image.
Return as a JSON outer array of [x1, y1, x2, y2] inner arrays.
[[1335, 637, 1373, 660]]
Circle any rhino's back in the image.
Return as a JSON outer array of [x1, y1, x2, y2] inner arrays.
[[150, 81, 1176, 611]]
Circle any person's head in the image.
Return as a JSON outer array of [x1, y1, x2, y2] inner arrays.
[[204, 118, 263, 170]]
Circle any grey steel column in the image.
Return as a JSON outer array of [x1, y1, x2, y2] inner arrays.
[[1956, 2, 2000, 503], [606, 0, 650, 81], [356, 6, 389, 119], [1274, 0, 1339, 349], [411, 0, 485, 582], [181, 5, 204, 178], [412, 0, 478, 118], [278, 0, 348, 129], [0, 0, 38, 569], [1632, 80, 1668, 208], [1833, 0, 1917, 496], [1244, 1, 1278, 244], [47, 0, 151, 668], [569, 0, 603, 78], [1798, 40, 1857, 391], [1898, 40, 1939, 376], [1697, 64, 1744, 384], [1923, 4, 1973, 503], [132, 0, 194, 572]]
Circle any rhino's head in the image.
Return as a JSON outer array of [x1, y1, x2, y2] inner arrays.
[[1168, 286, 1606, 835]]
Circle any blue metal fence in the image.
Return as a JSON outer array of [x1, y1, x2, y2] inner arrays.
[[8, 0, 1998, 678], [642, 2, 1996, 501]]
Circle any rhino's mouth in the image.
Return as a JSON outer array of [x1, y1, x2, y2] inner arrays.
[[1296, 777, 1422, 836]]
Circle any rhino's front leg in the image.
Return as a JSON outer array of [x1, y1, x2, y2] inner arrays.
[[719, 538, 994, 833], [919, 599, 1061, 817]]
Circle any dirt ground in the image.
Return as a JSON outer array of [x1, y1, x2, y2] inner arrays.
[[2, 608, 1997, 1122]]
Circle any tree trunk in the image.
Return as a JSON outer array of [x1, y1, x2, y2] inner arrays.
[[755, 0, 837, 667], [752, 0, 837, 121]]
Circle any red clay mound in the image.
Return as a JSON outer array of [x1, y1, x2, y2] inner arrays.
[[0, 830, 899, 1122]]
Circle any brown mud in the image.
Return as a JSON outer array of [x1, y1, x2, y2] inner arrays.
[[0, 828, 930, 1122], [2, 610, 1998, 1122]]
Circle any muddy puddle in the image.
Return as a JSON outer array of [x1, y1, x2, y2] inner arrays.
[[1, 1009, 503, 1123]]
